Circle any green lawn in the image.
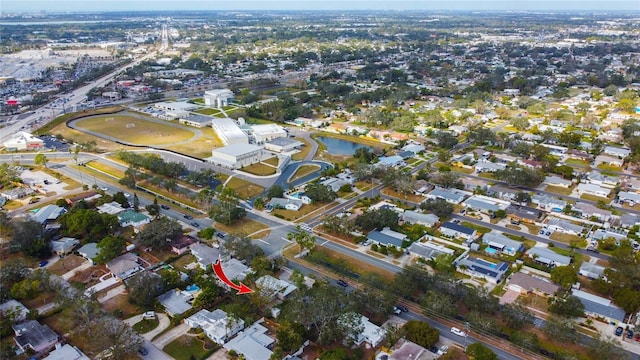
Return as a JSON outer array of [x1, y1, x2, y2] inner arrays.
[[545, 185, 573, 196], [461, 222, 492, 234], [288, 165, 320, 183], [226, 177, 265, 199], [132, 318, 159, 333], [163, 335, 215, 360], [240, 162, 277, 176], [580, 193, 611, 202]]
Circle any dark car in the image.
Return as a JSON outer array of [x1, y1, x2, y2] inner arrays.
[[395, 304, 408, 312], [336, 279, 349, 287], [161, 205, 170, 210], [627, 329, 634, 339], [191, 222, 200, 228], [38, 260, 48, 267], [615, 326, 624, 336], [183, 214, 193, 220], [138, 347, 148, 355]]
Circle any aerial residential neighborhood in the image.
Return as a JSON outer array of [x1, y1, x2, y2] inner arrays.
[[0, 2, 640, 360]]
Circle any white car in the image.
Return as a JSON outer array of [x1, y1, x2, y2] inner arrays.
[[450, 327, 467, 337]]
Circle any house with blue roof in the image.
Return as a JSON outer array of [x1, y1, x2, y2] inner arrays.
[[377, 155, 405, 168], [367, 227, 407, 249], [30, 205, 66, 226], [455, 255, 509, 284], [440, 222, 477, 241], [426, 188, 467, 204], [572, 289, 625, 323]]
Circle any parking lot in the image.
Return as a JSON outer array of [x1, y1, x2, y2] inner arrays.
[[20, 169, 67, 195]]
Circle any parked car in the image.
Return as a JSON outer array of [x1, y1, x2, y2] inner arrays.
[[143, 311, 156, 320], [437, 345, 449, 355], [393, 306, 402, 315], [615, 326, 624, 336], [38, 260, 48, 267], [539, 229, 544, 235], [138, 347, 148, 355], [161, 205, 170, 210], [336, 279, 349, 287], [627, 329, 634, 339], [191, 222, 200, 228], [183, 214, 193, 220], [545, 231, 551, 236], [451, 327, 467, 337], [395, 304, 408, 312]]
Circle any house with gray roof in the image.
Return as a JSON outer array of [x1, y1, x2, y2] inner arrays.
[[43, 344, 90, 360], [425, 188, 467, 204], [77, 242, 100, 263], [255, 275, 297, 300], [268, 197, 303, 211], [0, 300, 29, 322], [573, 202, 612, 222], [1, 187, 34, 200], [507, 205, 543, 223], [401, 210, 439, 227], [507, 272, 559, 297], [106, 253, 142, 280], [190, 243, 221, 270], [618, 191, 640, 205], [224, 319, 275, 360], [408, 241, 455, 260], [586, 171, 619, 188], [482, 231, 524, 256], [217, 258, 253, 290], [50, 237, 79, 256], [603, 146, 631, 159], [367, 228, 407, 249], [12, 320, 59, 354], [576, 183, 611, 198], [572, 289, 625, 323], [544, 175, 572, 188], [579, 263, 606, 280], [546, 218, 584, 235], [157, 289, 194, 317], [488, 185, 520, 202], [455, 256, 509, 284], [463, 195, 510, 214], [620, 213, 640, 228], [440, 222, 476, 241], [527, 247, 572, 267], [532, 194, 566, 212], [474, 161, 506, 173], [30, 205, 66, 226], [592, 228, 627, 242]]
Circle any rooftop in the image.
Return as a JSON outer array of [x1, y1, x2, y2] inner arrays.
[[212, 143, 263, 157], [508, 272, 559, 295], [441, 221, 476, 235]]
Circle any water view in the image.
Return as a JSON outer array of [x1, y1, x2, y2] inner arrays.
[[316, 136, 371, 156]]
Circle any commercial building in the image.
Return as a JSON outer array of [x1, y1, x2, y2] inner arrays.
[[204, 89, 234, 108], [212, 118, 249, 145], [251, 124, 287, 143], [3, 131, 44, 151], [264, 137, 303, 153], [208, 143, 264, 169], [179, 113, 213, 128]]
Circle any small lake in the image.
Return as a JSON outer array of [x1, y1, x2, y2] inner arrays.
[[316, 136, 371, 156]]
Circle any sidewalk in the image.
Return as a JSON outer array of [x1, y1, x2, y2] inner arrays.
[[152, 323, 189, 349]]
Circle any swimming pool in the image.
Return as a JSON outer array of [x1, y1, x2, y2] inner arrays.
[[185, 284, 201, 292], [485, 247, 498, 255], [290, 192, 304, 199]]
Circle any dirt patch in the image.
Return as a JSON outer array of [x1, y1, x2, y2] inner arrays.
[[101, 293, 140, 319], [47, 255, 87, 276]]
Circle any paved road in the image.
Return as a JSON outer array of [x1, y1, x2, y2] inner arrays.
[[151, 322, 189, 349]]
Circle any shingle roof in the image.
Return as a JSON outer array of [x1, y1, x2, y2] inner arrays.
[[441, 221, 475, 235], [367, 230, 405, 248]]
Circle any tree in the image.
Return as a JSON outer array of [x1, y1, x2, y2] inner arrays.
[[514, 192, 531, 204], [274, 321, 306, 354], [353, 147, 375, 164], [549, 294, 585, 318], [146, 198, 160, 218], [304, 183, 337, 203], [510, 117, 530, 130], [209, 187, 246, 225], [126, 271, 165, 308], [494, 166, 545, 187], [554, 165, 574, 179], [133, 193, 140, 211], [225, 235, 264, 263], [435, 131, 458, 149], [550, 266, 578, 289], [468, 127, 496, 145], [136, 216, 183, 247], [500, 302, 534, 330], [420, 199, 453, 218], [34, 153, 48, 168], [0, 260, 29, 301], [9, 219, 50, 258], [287, 225, 316, 253], [112, 192, 130, 208], [354, 208, 399, 232], [466, 343, 498, 360], [59, 209, 118, 239], [587, 335, 631, 360], [95, 236, 126, 264], [267, 185, 285, 199], [543, 316, 580, 343], [430, 172, 462, 189], [403, 320, 440, 348]]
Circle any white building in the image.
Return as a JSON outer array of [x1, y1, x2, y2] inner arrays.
[[204, 89, 234, 108], [212, 118, 248, 145], [3, 131, 44, 151], [208, 143, 264, 169], [264, 137, 303, 153], [251, 124, 287, 143], [184, 309, 244, 344]]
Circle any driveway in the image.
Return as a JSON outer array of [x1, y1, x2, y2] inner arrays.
[[61, 259, 93, 281], [124, 313, 171, 341], [152, 322, 189, 349]]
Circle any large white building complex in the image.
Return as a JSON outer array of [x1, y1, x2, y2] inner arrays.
[[250, 124, 287, 144], [204, 89, 234, 108], [212, 118, 248, 145], [208, 143, 264, 169], [3, 131, 44, 151]]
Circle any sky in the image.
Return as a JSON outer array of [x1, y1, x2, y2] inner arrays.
[[2, 0, 639, 13]]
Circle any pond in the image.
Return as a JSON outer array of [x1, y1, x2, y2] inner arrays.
[[316, 136, 371, 156]]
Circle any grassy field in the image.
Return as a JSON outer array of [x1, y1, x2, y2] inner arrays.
[[381, 187, 425, 203], [291, 137, 313, 161], [214, 217, 269, 237], [273, 201, 336, 222], [580, 193, 611, 202], [165, 127, 222, 158], [163, 335, 212, 360], [263, 156, 279, 166], [564, 158, 590, 168], [461, 221, 492, 234], [46, 255, 87, 276], [550, 232, 586, 246], [597, 164, 623, 172], [86, 160, 125, 178], [241, 162, 277, 176], [288, 164, 320, 183], [545, 185, 574, 195], [225, 177, 264, 199], [75, 115, 196, 146], [192, 108, 219, 115]]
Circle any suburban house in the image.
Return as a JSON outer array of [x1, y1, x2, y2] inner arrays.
[[594, 154, 624, 168], [224, 319, 275, 360], [190, 243, 222, 270], [96, 201, 127, 215], [402, 143, 425, 155], [544, 175, 572, 188], [106, 253, 143, 280], [462, 195, 510, 214], [455, 256, 509, 284], [425, 188, 467, 204], [617, 191, 640, 205], [367, 228, 408, 249], [0, 300, 29, 322], [255, 275, 298, 300], [342, 314, 386, 347], [546, 218, 584, 235], [50, 237, 79, 256], [157, 289, 194, 317], [576, 183, 611, 198], [531, 194, 566, 212], [400, 210, 439, 227], [506, 205, 543, 224], [117, 210, 150, 229], [168, 235, 197, 255], [487, 185, 520, 202], [579, 263, 606, 280], [461, 177, 489, 193], [439, 222, 477, 241], [474, 161, 506, 173], [1, 187, 34, 200], [407, 241, 455, 261], [527, 247, 572, 267], [592, 228, 627, 242], [216, 258, 253, 289], [507, 272, 559, 297], [377, 155, 405, 168], [573, 202, 612, 222], [77, 242, 100, 263], [268, 197, 303, 211], [388, 339, 429, 360], [30, 205, 66, 226], [482, 230, 525, 256], [320, 177, 350, 192], [586, 171, 619, 188], [603, 146, 631, 159], [12, 320, 59, 354], [620, 213, 640, 228], [622, 177, 640, 193], [43, 344, 90, 360], [572, 289, 625, 323], [185, 309, 245, 344]]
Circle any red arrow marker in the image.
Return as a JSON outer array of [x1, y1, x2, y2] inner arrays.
[[212, 257, 254, 295]]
